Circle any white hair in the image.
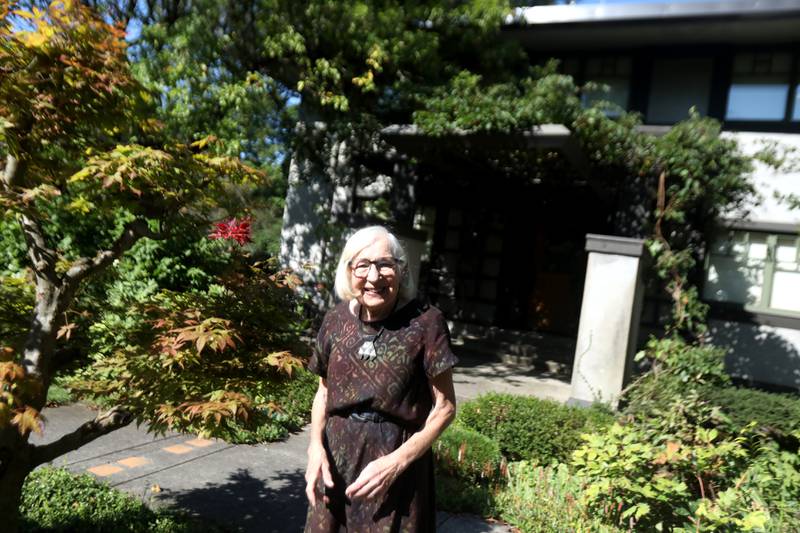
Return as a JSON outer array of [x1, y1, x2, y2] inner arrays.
[[333, 226, 416, 302]]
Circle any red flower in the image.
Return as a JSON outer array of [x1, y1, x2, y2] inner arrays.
[[209, 217, 252, 246]]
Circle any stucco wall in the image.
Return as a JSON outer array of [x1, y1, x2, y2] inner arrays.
[[708, 318, 800, 390], [725, 131, 800, 226], [707, 131, 800, 390]]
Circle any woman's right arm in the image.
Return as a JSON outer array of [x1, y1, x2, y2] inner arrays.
[[305, 377, 334, 506]]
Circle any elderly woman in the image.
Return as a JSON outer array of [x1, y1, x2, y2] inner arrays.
[[304, 225, 458, 532]]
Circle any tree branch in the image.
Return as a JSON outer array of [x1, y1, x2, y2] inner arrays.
[[30, 406, 133, 467], [64, 218, 163, 287], [19, 214, 59, 282], [3, 154, 20, 188]]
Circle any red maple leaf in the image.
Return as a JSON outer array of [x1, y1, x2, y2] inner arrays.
[[209, 217, 252, 246]]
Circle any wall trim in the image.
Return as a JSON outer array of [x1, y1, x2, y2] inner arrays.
[[585, 234, 646, 257], [718, 220, 800, 234]]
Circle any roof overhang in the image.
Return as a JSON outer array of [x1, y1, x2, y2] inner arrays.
[[380, 123, 590, 177], [504, 1, 800, 50]]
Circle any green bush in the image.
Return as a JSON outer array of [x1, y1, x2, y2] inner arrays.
[[496, 461, 621, 533], [574, 335, 800, 531], [66, 261, 316, 443], [0, 275, 34, 351], [456, 392, 614, 464], [434, 471, 496, 516], [434, 424, 505, 484], [433, 424, 504, 515], [20, 467, 219, 532], [702, 385, 800, 438], [45, 378, 75, 407]]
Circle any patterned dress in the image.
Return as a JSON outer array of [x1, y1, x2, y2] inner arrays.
[[304, 299, 458, 533]]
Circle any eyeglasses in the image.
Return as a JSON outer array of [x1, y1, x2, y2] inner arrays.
[[350, 257, 401, 278]]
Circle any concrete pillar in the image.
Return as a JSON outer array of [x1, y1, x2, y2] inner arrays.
[[396, 229, 427, 294], [569, 234, 647, 408]]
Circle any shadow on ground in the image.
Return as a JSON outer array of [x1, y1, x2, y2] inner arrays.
[[161, 467, 307, 533], [453, 350, 572, 382]]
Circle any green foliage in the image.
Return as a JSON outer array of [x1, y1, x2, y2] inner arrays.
[[434, 469, 497, 516], [624, 337, 732, 438], [456, 392, 614, 464], [0, 215, 27, 276], [45, 378, 75, 407], [496, 461, 622, 533], [0, 276, 33, 351], [413, 66, 581, 135], [434, 424, 505, 484], [415, 68, 757, 338], [568, 336, 800, 531], [20, 467, 220, 532], [701, 385, 800, 438], [433, 416, 506, 515], [573, 422, 759, 531], [67, 261, 315, 441]]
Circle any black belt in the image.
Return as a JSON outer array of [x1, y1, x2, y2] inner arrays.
[[337, 408, 421, 432], [348, 409, 389, 423]]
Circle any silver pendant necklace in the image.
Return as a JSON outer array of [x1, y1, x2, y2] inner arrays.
[[358, 306, 384, 362]]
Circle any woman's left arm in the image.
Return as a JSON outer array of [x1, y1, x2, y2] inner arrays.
[[344, 369, 456, 501]]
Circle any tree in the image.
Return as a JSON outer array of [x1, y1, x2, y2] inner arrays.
[[0, 2, 263, 529]]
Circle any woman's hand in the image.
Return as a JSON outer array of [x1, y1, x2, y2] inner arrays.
[[345, 453, 406, 501], [305, 441, 334, 507]]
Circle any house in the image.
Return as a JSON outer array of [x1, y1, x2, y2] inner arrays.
[[280, 0, 800, 392]]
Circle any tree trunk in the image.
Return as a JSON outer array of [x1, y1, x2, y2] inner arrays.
[[0, 429, 33, 533], [0, 464, 31, 533]]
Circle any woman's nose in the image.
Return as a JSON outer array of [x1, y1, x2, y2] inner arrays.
[[366, 263, 380, 281]]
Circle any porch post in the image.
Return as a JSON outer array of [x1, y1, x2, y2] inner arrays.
[[568, 234, 647, 408]]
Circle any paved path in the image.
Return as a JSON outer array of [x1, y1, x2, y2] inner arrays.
[[28, 360, 568, 531], [31, 404, 512, 533]]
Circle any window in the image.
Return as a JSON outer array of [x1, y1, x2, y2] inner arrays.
[[646, 58, 712, 124], [726, 53, 792, 121], [582, 57, 631, 114], [704, 230, 800, 314], [793, 88, 800, 121]]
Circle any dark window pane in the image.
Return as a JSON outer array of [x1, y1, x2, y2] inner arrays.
[[647, 58, 712, 123]]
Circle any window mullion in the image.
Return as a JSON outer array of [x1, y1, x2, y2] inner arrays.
[[761, 234, 778, 310]]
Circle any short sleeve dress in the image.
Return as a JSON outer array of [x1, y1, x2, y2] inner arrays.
[[304, 299, 458, 533]]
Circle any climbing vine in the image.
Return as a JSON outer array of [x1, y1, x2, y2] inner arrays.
[[414, 64, 758, 338]]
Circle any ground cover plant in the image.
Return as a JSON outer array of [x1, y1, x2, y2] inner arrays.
[[496, 461, 621, 533]]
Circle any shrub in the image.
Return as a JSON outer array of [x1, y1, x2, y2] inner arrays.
[[20, 467, 219, 532], [624, 337, 731, 423], [66, 261, 316, 442], [434, 424, 505, 484], [576, 335, 800, 531], [433, 424, 505, 515], [0, 276, 34, 352], [45, 378, 75, 407], [702, 385, 800, 438], [456, 392, 614, 464], [496, 461, 622, 533], [434, 471, 496, 516]]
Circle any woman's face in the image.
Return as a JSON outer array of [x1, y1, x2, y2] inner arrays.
[[350, 236, 401, 319]]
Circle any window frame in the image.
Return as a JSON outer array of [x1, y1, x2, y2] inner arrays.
[[703, 229, 800, 318]]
